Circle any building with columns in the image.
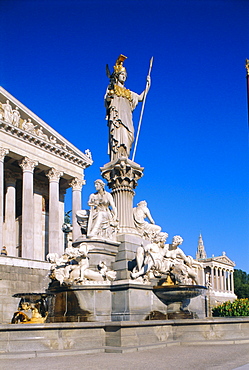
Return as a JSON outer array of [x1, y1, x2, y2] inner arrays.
[[196, 234, 237, 307], [0, 86, 92, 261]]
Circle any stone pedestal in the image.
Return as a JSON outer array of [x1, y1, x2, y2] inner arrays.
[[111, 281, 167, 321], [72, 237, 120, 270], [113, 233, 146, 280], [101, 157, 143, 235]]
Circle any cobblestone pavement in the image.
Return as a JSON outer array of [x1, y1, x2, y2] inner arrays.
[[0, 343, 249, 370]]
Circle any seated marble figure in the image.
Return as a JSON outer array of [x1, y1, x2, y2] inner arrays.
[[133, 200, 161, 241], [76, 179, 118, 240]]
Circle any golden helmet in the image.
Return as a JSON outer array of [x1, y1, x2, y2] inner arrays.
[[114, 54, 127, 74]]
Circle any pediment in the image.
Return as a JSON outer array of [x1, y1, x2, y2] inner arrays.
[[0, 86, 93, 169], [213, 255, 235, 267]]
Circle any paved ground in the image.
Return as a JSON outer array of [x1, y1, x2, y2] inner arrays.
[[0, 343, 249, 370]]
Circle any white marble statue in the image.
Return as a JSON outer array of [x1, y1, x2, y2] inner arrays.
[[50, 136, 57, 145], [85, 149, 92, 160], [36, 126, 48, 141], [22, 118, 35, 134], [46, 243, 116, 285], [2, 100, 13, 123], [105, 54, 151, 160], [131, 234, 198, 284], [86, 179, 118, 240], [12, 107, 20, 127], [0, 103, 3, 120], [131, 232, 168, 280], [133, 200, 161, 240]]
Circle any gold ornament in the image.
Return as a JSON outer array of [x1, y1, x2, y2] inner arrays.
[[246, 59, 249, 76], [114, 54, 127, 74]]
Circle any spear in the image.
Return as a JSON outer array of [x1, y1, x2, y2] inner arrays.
[[246, 59, 249, 125], [132, 56, 154, 162]]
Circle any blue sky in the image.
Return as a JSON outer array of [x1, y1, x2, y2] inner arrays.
[[1, 0, 249, 272]]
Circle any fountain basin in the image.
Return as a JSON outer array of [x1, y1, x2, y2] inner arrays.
[[153, 284, 207, 319]]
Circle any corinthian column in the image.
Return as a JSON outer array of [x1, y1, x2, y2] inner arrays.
[[0, 148, 9, 251], [46, 168, 63, 255], [69, 177, 85, 241], [4, 170, 18, 256], [19, 157, 38, 259], [101, 157, 144, 234]]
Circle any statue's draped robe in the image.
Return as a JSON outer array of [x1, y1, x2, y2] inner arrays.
[[88, 191, 114, 237], [105, 85, 139, 160]]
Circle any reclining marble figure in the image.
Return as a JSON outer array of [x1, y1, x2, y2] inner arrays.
[[131, 234, 198, 284], [47, 243, 116, 285]]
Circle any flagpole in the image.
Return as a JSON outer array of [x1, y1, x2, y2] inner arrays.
[[132, 57, 153, 162]]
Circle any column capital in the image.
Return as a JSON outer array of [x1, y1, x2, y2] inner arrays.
[[69, 177, 85, 191], [46, 168, 63, 183], [101, 157, 144, 191], [19, 157, 38, 173], [0, 147, 9, 162]]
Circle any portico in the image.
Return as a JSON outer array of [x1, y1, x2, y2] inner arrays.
[[0, 86, 92, 261]]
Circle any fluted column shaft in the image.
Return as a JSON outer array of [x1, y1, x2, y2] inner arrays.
[[33, 181, 46, 261], [19, 157, 38, 258], [70, 177, 85, 241], [227, 270, 231, 292], [231, 271, 234, 293], [210, 266, 214, 289], [47, 168, 63, 255], [4, 171, 17, 256], [0, 148, 9, 251]]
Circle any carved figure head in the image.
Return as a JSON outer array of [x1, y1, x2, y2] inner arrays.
[[154, 231, 168, 244], [137, 200, 147, 208], [94, 179, 105, 191], [172, 235, 183, 247], [78, 243, 89, 257], [117, 71, 127, 84], [113, 55, 128, 84]]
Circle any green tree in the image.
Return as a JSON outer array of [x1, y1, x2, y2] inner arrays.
[[234, 269, 249, 299]]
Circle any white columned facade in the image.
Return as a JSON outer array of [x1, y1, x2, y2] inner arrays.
[[4, 170, 17, 256], [70, 177, 85, 241], [46, 168, 63, 255], [19, 157, 38, 259], [0, 148, 9, 251]]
